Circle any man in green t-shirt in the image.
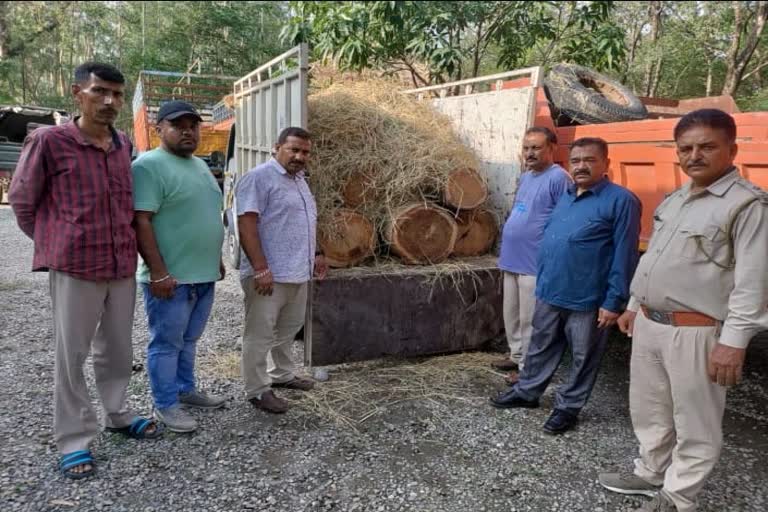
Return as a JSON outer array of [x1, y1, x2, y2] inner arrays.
[[132, 101, 226, 433]]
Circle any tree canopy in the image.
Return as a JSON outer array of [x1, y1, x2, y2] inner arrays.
[[1, 0, 767, 125]]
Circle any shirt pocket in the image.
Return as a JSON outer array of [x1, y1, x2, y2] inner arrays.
[[679, 224, 730, 265], [568, 219, 610, 243]]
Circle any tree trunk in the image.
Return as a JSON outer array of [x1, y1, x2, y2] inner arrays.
[[342, 170, 377, 208], [385, 203, 458, 265], [319, 209, 376, 268], [706, 60, 714, 97], [452, 208, 497, 257], [443, 167, 488, 210], [721, 1, 768, 96], [642, 1, 663, 97], [0, 1, 9, 59], [622, 18, 643, 83], [21, 53, 27, 104], [649, 55, 664, 97]]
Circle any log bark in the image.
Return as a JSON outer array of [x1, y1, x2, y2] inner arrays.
[[385, 203, 458, 265], [443, 167, 487, 210], [453, 208, 498, 257], [318, 209, 376, 268]]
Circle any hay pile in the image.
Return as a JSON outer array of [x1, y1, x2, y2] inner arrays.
[[308, 78, 495, 267]]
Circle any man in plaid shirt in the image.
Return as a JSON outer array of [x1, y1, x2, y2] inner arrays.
[[9, 62, 161, 480]]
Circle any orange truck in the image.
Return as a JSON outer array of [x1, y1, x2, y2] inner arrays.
[[519, 83, 768, 250], [131, 70, 237, 188]]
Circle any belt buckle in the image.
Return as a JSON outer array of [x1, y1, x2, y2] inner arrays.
[[647, 308, 672, 325]]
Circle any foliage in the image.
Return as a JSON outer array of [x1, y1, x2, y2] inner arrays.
[[0, 1, 289, 132], [1, 0, 767, 118], [281, 1, 625, 86]]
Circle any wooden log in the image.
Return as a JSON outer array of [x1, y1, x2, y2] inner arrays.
[[443, 167, 487, 209], [385, 203, 458, 264], [452, 208, 498, 257], [342, 170, 377, 208], [319, 209, 376, 268]]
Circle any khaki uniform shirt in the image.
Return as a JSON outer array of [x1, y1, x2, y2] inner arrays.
[[628, 168, 768, 348]]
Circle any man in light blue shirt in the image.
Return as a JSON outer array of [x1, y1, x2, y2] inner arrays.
[[235, 127, 328, 414], [495, 127, 570, 385], [491, 137, 641, 435]]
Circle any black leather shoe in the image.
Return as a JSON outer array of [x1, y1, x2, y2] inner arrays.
[[543, 409, 578, 435], [489, 388, 539, 409]]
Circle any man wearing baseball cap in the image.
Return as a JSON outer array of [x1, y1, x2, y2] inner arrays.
[[132, 100, 227, 432]]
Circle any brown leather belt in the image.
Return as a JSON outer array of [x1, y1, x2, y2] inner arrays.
[[641, 306, 718, 327]]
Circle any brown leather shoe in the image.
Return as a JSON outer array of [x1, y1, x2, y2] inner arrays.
[[272, 377, 315, 391], [491, 358, 519, 371], [504, 371, 520, 385], [248, 390, 289, 414]]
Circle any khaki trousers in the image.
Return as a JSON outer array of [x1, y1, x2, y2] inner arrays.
[[240, 279, 307, 399], [50, 270, 137, 454], [502, 272, 537, 368], [630, 309, 727, 512]]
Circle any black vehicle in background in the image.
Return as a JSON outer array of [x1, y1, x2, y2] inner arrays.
[[0, 105, 69, 203]]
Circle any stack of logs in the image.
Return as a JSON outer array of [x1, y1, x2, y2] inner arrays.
[[319, 167, 497, 267]]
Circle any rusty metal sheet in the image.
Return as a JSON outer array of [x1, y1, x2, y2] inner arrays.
[[306, 258, 503, 366]]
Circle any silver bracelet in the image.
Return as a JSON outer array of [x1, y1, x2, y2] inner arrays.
[[253, 269, 271, 279], [150, 274, 171, 284]]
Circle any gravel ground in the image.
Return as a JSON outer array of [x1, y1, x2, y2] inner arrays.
[[1, 203, 767, 512]]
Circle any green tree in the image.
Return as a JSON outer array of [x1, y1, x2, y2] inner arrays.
[[281, 1, 626, 86], [0, 1, 290, 132]]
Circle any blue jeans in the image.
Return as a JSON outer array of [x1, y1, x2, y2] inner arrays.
[[514, 300, 609, 415], [142, 282, 215, 410]]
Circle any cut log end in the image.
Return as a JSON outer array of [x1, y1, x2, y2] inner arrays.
[[452, 208, 498, 257], [342, 171, 377, 208], [386, 203, 458, 264], [319, 209, 376, 268], [443, 168, 488, 210]]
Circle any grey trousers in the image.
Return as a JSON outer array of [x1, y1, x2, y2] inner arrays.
[[50, 270, 137, 454], [514, 300, 609, 414], [240, 279, 308, 399]]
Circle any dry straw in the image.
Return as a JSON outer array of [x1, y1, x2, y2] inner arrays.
[[307, 77, 483, 261], [294, 351, 504, 432]]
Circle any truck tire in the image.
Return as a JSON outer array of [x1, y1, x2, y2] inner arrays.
[[544, 63, 648, 125]]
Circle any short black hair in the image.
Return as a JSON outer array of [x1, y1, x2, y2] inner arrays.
[[74, 62, 125, 85], [277, 126, 311, 144], [674, 109, 736, 144], [525, 126, 557, 145], [570, 137, 609, 159]]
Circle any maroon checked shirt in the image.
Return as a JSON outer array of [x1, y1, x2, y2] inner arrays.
[[8, 120, 137, 281]]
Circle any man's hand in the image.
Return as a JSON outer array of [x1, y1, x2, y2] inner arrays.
[[314, 254, 328, 280], [617, 310, 637, 336], [597, 308, 620, 329], [708, 343, 746, 387], [150, 275, 177, 299], [253, 269, 274, 296], [219, 260, 226, 281]]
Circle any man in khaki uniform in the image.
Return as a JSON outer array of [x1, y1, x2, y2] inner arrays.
[[598, 109, 768, 511]]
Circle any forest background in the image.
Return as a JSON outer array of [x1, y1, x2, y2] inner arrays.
[[1, 1, 767, 134]]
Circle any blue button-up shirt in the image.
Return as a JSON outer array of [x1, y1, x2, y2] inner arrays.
[[536, 178, 641, 313]]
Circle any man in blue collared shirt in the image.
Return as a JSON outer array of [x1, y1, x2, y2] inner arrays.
[[491, 137, 641, 435]]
